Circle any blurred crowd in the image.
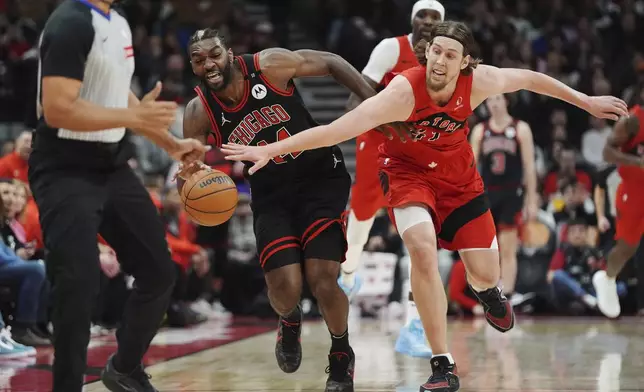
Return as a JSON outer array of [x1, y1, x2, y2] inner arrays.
[[0, 0, 643, 359]]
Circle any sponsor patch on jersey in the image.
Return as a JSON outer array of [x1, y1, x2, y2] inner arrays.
[[251, 84, 267, 100]]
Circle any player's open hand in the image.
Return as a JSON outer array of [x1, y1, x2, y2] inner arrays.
[[375, 122, 417, 142], [221, 143, 271, 175], [586, 96, 628, 120]]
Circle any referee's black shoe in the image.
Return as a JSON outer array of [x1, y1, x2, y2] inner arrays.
[[101, 354, 159, 392]]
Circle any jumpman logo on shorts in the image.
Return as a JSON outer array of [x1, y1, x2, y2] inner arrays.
[[332, 154, 342, 168]]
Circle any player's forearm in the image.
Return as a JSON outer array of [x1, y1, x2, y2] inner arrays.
[[268, 108, 374, 157], [521, 70, 590, 112], [603, 146, 641, 167], [346, 93, 362, 111], [44, 98, 137, 131], [133, 128, 182, 156], [326, 55, 377, 102], [266, 124, 340, 157]]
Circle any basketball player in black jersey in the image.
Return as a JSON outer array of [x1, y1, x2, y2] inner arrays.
[[470, 94, 537, 302], [175, 29, 378, 392]]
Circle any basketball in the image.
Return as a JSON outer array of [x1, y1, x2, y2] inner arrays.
[[181, 169, 238, 226]]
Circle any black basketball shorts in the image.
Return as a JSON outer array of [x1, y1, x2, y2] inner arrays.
[[487, 187, 524, 231], [252, 171, 351, 273]]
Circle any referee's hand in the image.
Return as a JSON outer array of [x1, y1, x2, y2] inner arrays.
[[131, 82, 177, 133]]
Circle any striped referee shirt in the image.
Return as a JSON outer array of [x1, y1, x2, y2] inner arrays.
[[31, 0, 134, 171]]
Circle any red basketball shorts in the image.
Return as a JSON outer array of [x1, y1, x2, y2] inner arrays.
[[378, 150, 496, 251], [615, 182, 644, 246], [349, 130, 388, 221]]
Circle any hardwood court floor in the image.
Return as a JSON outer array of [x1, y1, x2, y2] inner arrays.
[[80, 316, 644, 392]]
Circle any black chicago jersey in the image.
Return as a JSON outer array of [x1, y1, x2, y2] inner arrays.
[[478, 119, 524, 189], [195, 54, 346, 206], [194, 53, 350, 272], [478, 119, 525, 228]]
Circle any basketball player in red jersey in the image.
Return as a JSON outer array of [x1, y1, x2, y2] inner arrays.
[[593, 104, 644, 319], [222, 21, 626, 391], [340, 0, 444, 360], [341, 0, 444, 293], [470, 94, 537, 307]]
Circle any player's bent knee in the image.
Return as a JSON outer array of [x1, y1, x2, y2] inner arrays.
[[399, 224, 439, 278], [395, 205, 436, 256], [265, 265, 303, 313], [461, 249, 500, 288], [304, 259, 341, 300]]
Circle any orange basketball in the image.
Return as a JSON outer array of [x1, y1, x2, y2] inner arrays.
[[181, 169, 238, 226]]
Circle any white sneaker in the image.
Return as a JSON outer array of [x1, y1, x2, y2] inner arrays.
[[0, 329, 35, 358], [509, 292, 536, 307], [582, 294, 598, 309], [90, 324, 103, 337], [593, 270, 621, 318], [189, 299, 232, 320], [211, 301, 232, 319]]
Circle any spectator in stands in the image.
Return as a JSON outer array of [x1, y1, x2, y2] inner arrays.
[[547, 218, 625, 313], [543, 144, 593, 200], [91, 241, 131, 333], [549, 177, 597, 229], [227, 191, 255, 264], [0, 311, 35, 358], [581, 117, 612, 167], [221, 191, 267, 315], [11, 180, 42, 251], [0, 131, 31, 184], [0, 193, 49, 346], [157, 185, 209, 326], [0, 180, 43, 260]]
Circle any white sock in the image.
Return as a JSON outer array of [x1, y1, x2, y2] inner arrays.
[[341, 211, 375, 287], [432, 353, 455, 364]]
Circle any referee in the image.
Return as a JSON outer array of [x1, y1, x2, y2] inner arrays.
[[30, 1, 208, 392]]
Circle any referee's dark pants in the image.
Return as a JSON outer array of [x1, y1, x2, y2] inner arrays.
[[30, 165, 175, 392]]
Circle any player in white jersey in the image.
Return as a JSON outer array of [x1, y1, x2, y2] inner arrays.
[[339, 0, 444, 359]]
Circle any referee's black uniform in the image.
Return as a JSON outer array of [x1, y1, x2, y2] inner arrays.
[[30, 1, 175, 391]]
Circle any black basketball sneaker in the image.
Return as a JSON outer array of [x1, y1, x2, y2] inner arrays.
[[275, 304, 303, 373], [325, 346, 355, 392]]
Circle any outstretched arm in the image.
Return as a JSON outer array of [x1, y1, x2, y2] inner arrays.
[[602, 115, 642, 167], [222, 76, 415, 173], [470, 65, 627, 119], [257, 48, 377, 101], [266, 76, 412, 155]]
